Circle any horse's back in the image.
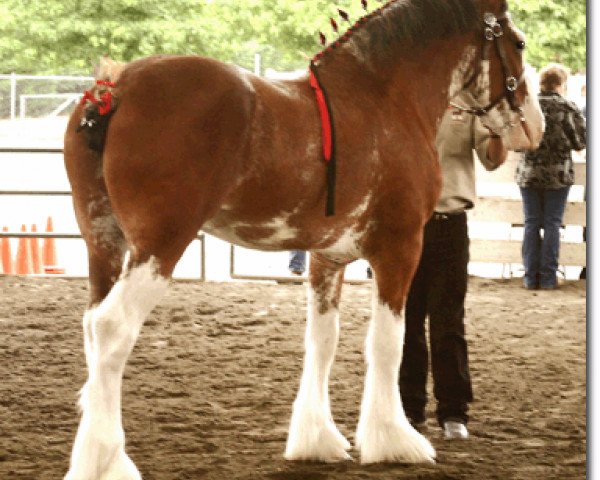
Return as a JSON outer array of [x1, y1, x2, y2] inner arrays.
[[110, 55, 257, 159]]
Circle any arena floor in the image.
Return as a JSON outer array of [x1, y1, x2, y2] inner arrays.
[[0, 275, 586, 480]]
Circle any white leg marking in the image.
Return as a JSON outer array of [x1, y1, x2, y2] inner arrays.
[[355, 283, 435, 464], [82, 309, 94, 372], [285, 287, 351, 462], [66, 257, 169, 480]]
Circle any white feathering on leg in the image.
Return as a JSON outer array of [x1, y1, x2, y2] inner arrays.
[[285, 286, 351, 462], [66, 257, 168, 480], [355, 282, 435, 464]]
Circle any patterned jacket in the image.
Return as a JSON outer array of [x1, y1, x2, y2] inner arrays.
[[516, 91, 586, 189]]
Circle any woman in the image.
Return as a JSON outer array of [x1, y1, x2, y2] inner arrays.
[[516, 63, 586, 290]]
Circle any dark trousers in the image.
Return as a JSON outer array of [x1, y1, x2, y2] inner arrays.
[[399, 212, 473, 426]]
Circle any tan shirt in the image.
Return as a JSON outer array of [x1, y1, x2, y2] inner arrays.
[[434, 107, 503, 213]]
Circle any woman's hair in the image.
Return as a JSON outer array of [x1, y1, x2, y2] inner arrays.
[[539, 63, 570, 92]]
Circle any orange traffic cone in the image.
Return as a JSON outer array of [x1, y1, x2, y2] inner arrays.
[[42, 216, 64, 274], [0, 226, 12, 274], [29, 224, 42, 274], [15, 224, 33, 275]]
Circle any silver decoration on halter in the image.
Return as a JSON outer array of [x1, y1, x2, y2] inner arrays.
[[506, 76, 518, 92], [484, 13, 503, 41], [483, 12, 497, 26]]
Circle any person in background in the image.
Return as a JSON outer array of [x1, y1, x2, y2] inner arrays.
[[578, 83, 586, 280], [576, 83, 586, 120], [399, 106, 508, 440], [288, 250, 306, 276], [515, 63, 586, 290]]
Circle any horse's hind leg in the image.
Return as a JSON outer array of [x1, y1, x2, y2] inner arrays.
[[64, 128, 128, 374], [65, 216, 198, 480], [356, 233, 436, 464], [285, 253, 351, 462], [65, 247, 173, 480], [80, 200, 127, 374]]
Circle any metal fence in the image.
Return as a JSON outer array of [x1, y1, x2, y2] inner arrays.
[[0, 74, 94, 120], [0, 147, 206, 280]]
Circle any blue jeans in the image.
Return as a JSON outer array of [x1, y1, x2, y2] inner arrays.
[[288, 250, 306, 274], [520, 186, 570, 288]]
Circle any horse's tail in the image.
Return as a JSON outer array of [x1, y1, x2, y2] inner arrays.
[[64, 58, 129, 302], [76, 56, 126, 153], [94, 56, 126, 83]]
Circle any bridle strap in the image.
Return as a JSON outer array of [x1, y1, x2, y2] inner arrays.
[[451, 68, 526, 117], [449, 12, 532, 144]]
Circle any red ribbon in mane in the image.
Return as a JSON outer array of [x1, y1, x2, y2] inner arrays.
[[80, 80, 116, 116]]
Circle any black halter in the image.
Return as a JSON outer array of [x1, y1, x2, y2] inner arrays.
[[450, 12, 528, 128]]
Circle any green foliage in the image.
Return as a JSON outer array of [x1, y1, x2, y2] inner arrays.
[[0, 0, 587, 74], [511, 0, 587, 72]]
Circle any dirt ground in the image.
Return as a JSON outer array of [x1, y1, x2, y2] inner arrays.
[[0, 275, 586, 480]]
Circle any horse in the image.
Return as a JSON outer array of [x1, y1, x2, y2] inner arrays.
[[62, 0, 544, 478]]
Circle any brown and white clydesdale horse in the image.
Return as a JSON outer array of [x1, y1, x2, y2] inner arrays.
[[63, 0, 543, 478]]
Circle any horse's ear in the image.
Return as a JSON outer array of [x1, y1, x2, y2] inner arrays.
[[95, 55, 125, 83]]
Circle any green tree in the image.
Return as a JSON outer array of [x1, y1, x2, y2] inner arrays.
[[0, 0, 587, 74], [511, 0, 586, 72]]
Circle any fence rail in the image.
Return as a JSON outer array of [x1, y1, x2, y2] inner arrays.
[[0, 149, 206, 279], [0, 191, 71, 196], [1, 147, 586, 282], [0, 226, 207, 281], [0, 147, 63, 154], [1, 73, 94, 120], [471, 152, 587, 268]]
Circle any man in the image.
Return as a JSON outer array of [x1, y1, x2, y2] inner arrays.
[[399, 107, 507, 439]]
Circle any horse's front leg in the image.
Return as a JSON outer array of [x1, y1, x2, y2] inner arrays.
[[356, 236, 436, 464], [65, 256, 169, 480], [285, 253, 351, 462]]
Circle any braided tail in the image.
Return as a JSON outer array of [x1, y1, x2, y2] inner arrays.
[[77, 80, 118, 153]]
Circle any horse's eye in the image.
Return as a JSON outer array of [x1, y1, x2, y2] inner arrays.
[[516, 40, 526, 50]]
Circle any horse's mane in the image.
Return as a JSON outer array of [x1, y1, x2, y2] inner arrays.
[[367, 0, 478, 47], [315, 0, 479, 64]]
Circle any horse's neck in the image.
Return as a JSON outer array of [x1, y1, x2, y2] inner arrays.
[[325, 34, 477, 132], [391, 36, 478, 127]]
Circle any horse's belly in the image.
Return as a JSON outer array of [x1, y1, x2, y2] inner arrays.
[[202, 217, 366, 265], [202, 215, 301, 252]]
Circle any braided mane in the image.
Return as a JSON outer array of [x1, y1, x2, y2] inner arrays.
[[312, 0, 479, 65]]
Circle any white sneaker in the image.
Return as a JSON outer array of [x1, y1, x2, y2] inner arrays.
[[443, 420, 468, 440]]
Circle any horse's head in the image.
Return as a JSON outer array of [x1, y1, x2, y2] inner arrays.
[[454, 0, 544, 150]]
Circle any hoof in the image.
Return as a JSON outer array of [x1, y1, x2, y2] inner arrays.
[[285, 419, 352, 462], [65, 449, 142, 480], [356, 420, 436, 464]]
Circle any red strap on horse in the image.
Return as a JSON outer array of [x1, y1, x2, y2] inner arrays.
[[309, 68, 333, 162], [80, 80, 116, 116], [309, 62, 336, 216]]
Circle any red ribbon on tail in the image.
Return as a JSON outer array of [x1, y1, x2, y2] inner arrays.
[[80, 80, 116, 115]]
